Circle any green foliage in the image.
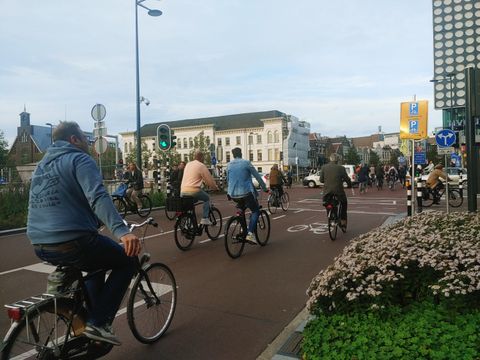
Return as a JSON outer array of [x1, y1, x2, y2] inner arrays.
[[149, 190, 166, 207], [188, 131, 212, 166], [344, 146, 361, 165], [302, 301, 480, 360], [0, 184, 29, 230], [388, 148, 402, 168], [0, 130, 9, 167], [368, 150, 380, 167]]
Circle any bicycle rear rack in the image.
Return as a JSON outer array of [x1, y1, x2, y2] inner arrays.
[[5, 294, 56, 321]]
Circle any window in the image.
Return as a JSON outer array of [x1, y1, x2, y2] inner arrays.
[[225, 137, 230, 146], [129, 142, 133, 152], [124, 144, 128, 154], [248, 135, 253, 145], [268, 149, 273, 161], [257, 134, 262, 144], [183, 138, 187, 148], [184, 154, 189, 162], [189, 138, 193, 148], [258, 167, 262, 173], [249, 150, 254, 161], [236, 136, 241, 145], [257, 150, 262, 161], [226, 151, 231, 162], [218, 138, 222, 146], [177, 139, 181, 149], [274, 131, 280, 143], [206, 136, 210, 144], [267, 131, 273, 143], [275, 148, 280, 161]]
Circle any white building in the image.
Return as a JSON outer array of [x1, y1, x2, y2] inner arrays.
[[120, 110, 310, 173]]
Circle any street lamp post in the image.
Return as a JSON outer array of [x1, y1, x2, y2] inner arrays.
[[135, 0, 162, 170], [46, 123, 53, 144]]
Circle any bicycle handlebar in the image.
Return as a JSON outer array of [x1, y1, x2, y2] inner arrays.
[[128, 217, 158, 231]]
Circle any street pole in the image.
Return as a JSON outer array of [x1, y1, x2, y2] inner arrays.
[[135, 0, 142, 169]]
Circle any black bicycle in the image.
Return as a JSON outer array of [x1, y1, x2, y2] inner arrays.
[[267, 188, 289, 213], [112, 183, 152, 218], [224, 199, 271, 259], [323, 194, 345, 241], [1, 218, 177, 360], [422, 185, 463, 208], [173, 197, 223, 251]]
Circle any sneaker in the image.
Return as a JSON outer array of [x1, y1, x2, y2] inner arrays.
[[245, 232, 258, 245], [83, 324, 121, 346], [200, 218, 212, 225]]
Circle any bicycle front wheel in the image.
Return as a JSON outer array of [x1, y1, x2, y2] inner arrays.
[[127, 263, 177, 344], [224, 217, 245, 259], [328, 210, 338, 241], [174, 214, 195, 251], [205, 207, 223, 240], [448, 189, 463, 208], [267, 194, 278, 214], [113, 197, 127, 218], [256, 209, 271, 246], [281, 192, 290, 211], [137, 195, 152, 218], [2, 300, 72, 360]]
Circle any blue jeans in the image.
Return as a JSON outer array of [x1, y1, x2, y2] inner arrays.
[[232, 192, 260, 234], [34, 233, 137, 327], [181, 190, 210, 219]]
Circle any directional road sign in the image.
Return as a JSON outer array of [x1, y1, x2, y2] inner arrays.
[[435, 129, 456, 147]]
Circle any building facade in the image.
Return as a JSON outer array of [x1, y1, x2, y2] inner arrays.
[[120, 110, 310, 173]]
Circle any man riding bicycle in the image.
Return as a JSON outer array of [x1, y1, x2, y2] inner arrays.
[[27, 121, 140, 346], [227, 147, 268, 245], [320, 153, 352, 231], [180, 150, 219, 225], [426, 164, 451, 204], [124, 162, 144, 210], [269, 163, 286, 199]]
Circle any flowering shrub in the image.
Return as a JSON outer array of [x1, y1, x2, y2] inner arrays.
[[306, 211, 480, 315]]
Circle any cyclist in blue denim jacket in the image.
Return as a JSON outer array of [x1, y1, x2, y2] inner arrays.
[[227, 147, 268, 244]]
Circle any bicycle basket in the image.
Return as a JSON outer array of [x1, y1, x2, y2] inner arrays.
[[113, 183, 127, 197], [166, 197, 195, 212], [46, 266, 80, 295]]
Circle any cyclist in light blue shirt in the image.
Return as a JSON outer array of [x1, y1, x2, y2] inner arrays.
[[227, 147, 268, 244]]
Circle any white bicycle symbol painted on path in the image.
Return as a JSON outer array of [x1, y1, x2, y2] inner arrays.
[[287, 222, 329, 235]]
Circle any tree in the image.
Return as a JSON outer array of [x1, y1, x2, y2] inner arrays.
[[125, 141, 152, 169], [344, 146, 361, 165], [188, 131, 212, 166], [388, 149, 402, 168], [368, 150, 380, 167], [0, 130, 9, 167]]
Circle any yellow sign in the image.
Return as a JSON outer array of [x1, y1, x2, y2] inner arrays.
[[400, 100, 428, 140]]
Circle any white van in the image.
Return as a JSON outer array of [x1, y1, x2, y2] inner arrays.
[[302, 165, 358, 188]]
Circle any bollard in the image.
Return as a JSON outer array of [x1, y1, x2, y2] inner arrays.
[[416, 177, 423, 213], [406, 179, 412, 216]]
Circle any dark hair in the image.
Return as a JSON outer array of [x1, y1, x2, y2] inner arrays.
[[232, 147, 242, 158], [52, 121, 85, 142]]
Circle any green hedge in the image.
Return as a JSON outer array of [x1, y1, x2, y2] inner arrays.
[[302, 301, 480, 360], [0, 184, 29, 230]]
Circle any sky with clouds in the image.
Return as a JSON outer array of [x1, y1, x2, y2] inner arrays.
[[0, 0, 441, 147]]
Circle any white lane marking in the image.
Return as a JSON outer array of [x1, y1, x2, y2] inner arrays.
[[273, 215, 286, 220]]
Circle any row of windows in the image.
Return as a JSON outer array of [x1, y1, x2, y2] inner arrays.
[[176, 149, 281, 163]]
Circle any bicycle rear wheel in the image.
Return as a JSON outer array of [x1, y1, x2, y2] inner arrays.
[[2, 300, 72, 360], [174, 214, 195, 250], [281, 192, 290, 211], [224, 217, 245, 259], [255, 210, 271, 246], [448, 189, 463, 208], [137, 194, 152, 218], [113, 197, 127, 218], [205, 207, 223, 240], [127, 263, 177, 344], [165, 207, 176, 221], [422, 188, 434, 207], [328, 209, 338, 241], [267, 194, 278, 214]]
